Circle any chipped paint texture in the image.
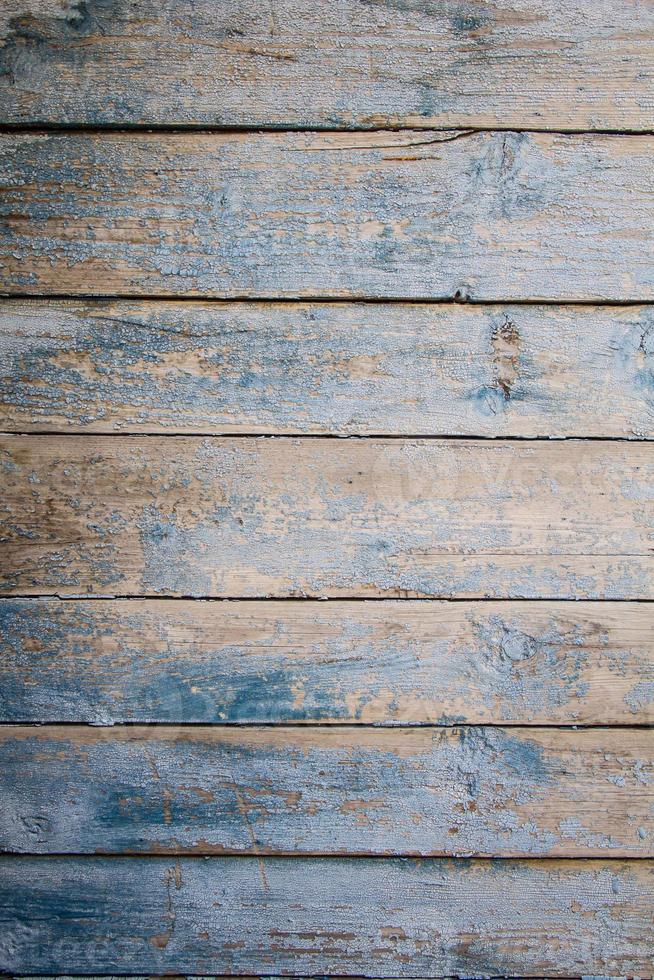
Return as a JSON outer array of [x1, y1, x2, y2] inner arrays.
[[1, 598, 652, 725], [1, 725, 651, 856], [1, 857, 652, 975], [1, 300, 653, 436], [1, 436, 652, 598], [2, 1, 653, 974], [1, 132, 654, 300], [0, 0, 653, 129]]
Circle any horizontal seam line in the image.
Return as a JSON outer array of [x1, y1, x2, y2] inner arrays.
[[1, 432, 652, 441], [1, 722, 651, 730], [3, 595, 653, 603], [3, 296, 654, 306], [3, 294, 654, 306], [0, 852, 652, 861], [1, 434, 652, 443], [0, 123, 653, 137], [2, 853, 653, 861], [0, 975, 606, 980]]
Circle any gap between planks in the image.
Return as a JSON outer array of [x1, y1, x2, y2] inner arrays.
[[0, 124, 654, 137], [2, 722, 651, 730], [0, 852, 651, 862], [5, 293, 654, 306], [6, 595, 654, 603], [4, 855, 654, 862], [2, 432, 652, 442]]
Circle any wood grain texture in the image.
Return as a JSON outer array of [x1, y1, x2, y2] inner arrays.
[[1, 857, 652, 975], [3, 725, 652, 857], [0, 0, 653, 130], [2, 299, 654, 437], [2, 132, 654, 301], [2, 436, 652, 599], [3, 599, 653, 725]]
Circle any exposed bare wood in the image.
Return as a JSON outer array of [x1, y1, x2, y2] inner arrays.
[[2, 300, 653, 437], [1, 132, 653, 300], [0, 0, 653, 131], [2, 598, 652, 724]]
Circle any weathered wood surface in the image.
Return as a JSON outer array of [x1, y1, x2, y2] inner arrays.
[[3, 725, 652, 857], [2, 299, 654, 437], [2, 436, 652, 599], [3, 599, 653, 725], [1, 0, 653, 131], [1, 857, 652, 975], [2, 132, 654, 301]]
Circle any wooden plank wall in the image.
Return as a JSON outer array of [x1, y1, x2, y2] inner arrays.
[[0, 2, 652, 978]]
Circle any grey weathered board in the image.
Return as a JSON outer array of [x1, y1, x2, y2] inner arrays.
[[1, 0, 653, 131], [2, 598, 653, 725], [2, 435, 652, 599], [1, 132, 654, 301], [1, 857, 652, 976], [2, 299, 653, 437], [2, 725, 652, 857]]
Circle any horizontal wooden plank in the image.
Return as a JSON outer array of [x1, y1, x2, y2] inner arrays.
[[0, 0, 653, 131], [1, 857, 652, 975], [1, 132, 653, 301], [3, 725, 652, 857], [2, 299, 654, 437], [3, 599, 653, 725], [1, 436, 652, 599]]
